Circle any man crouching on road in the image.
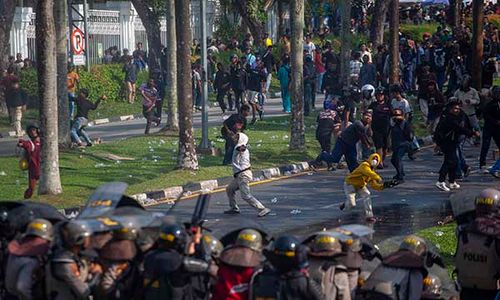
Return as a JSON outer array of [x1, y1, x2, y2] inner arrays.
[[224, 133, 271, 217], [340, 153, 393, 223]]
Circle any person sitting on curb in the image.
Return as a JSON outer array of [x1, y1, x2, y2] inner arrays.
[[224, 133, 271, 217], [71, 89, 106, 147], [340, 153, 395, 222]]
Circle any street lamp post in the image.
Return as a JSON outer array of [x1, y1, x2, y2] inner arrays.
[[199, 0, 210, 149]]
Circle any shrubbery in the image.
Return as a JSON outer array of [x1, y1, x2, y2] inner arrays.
[[18, 64, 149, 107]]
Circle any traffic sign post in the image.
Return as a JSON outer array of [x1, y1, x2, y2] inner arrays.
[[71, 28, 85, 55]]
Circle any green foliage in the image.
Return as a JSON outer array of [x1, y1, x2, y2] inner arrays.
[[400, 23, 439, 43], [418, 223, 457, 277], [18, 68, 38, 98], [247, 0, 268, 22], [213, 16, 244, 42]]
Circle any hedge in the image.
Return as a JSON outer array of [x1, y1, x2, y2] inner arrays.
[[18, 64, 149, 107]]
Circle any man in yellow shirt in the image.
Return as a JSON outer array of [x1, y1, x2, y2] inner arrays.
[[340, 153, 393, 222]]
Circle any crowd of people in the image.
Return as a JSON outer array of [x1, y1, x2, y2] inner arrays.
[[0, 186, 498, 300]]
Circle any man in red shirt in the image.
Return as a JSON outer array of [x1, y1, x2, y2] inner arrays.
[[17, 124, 41, 199]]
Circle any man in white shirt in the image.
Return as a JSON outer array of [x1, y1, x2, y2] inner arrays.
[[303, 34, 316, 57], [453, 75, 480, 132], [390, 84, 412, 119], [224, 133, 271, 217]]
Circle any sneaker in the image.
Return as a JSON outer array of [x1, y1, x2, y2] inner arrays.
[[86, 142, 93, 147], [339, 203, 345, 211], [435, 181, 450, 192], [492, 171, 500, 178], [258, 110, 263, 120], [366, 216, 377, 223], [480, 166, 490, 174], [258, 207, 271, 217], [449, 182, 461, 189], [223, 209, 240, 215]]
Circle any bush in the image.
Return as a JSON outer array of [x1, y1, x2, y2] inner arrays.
[[400, 23, 439, 43]]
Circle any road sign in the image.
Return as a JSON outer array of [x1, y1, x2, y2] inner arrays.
[[73, 54, 86, 66], [71, 28, 85, 55]]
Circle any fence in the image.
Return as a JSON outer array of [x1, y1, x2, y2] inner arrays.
[[11, 1, 220, 67]]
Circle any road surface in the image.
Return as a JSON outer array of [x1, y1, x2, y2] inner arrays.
[[0, 97, 290, 156]]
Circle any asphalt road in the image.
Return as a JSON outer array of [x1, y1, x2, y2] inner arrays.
[[0, 97, 290, 156], [149, 142, 498, 242]]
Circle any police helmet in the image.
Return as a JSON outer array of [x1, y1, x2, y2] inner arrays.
[[309, 233, 342, 257], [235, 229, 263, 252], [25, 218, 54, 242], [422, 274, 442, 299], [475, 188, 500, 216], [361, 84, 375, 99], [201, 233, 224, 258], [158, 223, 188, 251], [272, 235, 300, 258], [113, 226, 139, 241], [399, 235, 427, 257], [63, 221, 92, 247]]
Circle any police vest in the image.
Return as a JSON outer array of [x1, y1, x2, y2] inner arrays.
[[359, 265, 413, 300], [45, 252, 89, 300], [249, 268, 280, 300], [309, 258, 349, 300], [455, 228, 500, 290]]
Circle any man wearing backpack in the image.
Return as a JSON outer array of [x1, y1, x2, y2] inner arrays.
[[432, 41, 447, 90]]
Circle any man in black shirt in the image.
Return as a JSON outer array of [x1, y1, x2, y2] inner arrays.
[[71, 89, 106, 147], [5, 79, 27, 137], [221, 104, 250, 165], [368, 87, 392, 168], [229, 55, 247, 112], [214, 63, 232, 113], [261, 45, 275, 98]]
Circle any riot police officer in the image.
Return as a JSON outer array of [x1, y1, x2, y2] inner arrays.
[[251, 235, 325, 300], [213, 228, 265, 300], [421, 274, 444, 300], [98, 226, 141, 300], [455, 188, 500, 300], [45, 220, 103, 300], [142, 222, 210, 300], [307, 232, 351, 300], [5, 218, 53, 300], [191, 233, 223, 300], [359, 235, 431, 300]]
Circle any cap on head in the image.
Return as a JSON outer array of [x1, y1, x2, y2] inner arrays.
[[26, 218, 54, 242], [235, 229, 263, 252], [399, 235, 427, 257], [475, 188, 500, 217]]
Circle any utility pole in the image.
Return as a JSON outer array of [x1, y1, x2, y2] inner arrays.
[[199, 0, 211, 150], [82, 0, 90, 71]]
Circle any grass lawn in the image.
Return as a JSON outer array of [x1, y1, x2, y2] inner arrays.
[[417, 223, 457, 276], [0, 115, 321, 208]]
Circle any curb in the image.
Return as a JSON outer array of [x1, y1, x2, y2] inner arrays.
[[0, 113, 143, 138], [132, 161, 312, 207]]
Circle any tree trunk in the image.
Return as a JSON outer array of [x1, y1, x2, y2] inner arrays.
[[289, 0, 305, 150], [55, 0, 70, 146], [0, 0, 16, 117], [370, 0, 390, 47], [471, 0, 483, 90], [448, 0, 461, 28], [339, 0, 352, 88], [388, 0, 400, 84], [277, 0, 287, 39], [36, 0, 62, 195], [233, 0, 266, 45], [164, 0, 178, 132], [175, 0, 198, 170], [131, 0, 162, 75]]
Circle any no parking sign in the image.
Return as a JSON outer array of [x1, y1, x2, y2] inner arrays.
[[71, 28, 85, 55]]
